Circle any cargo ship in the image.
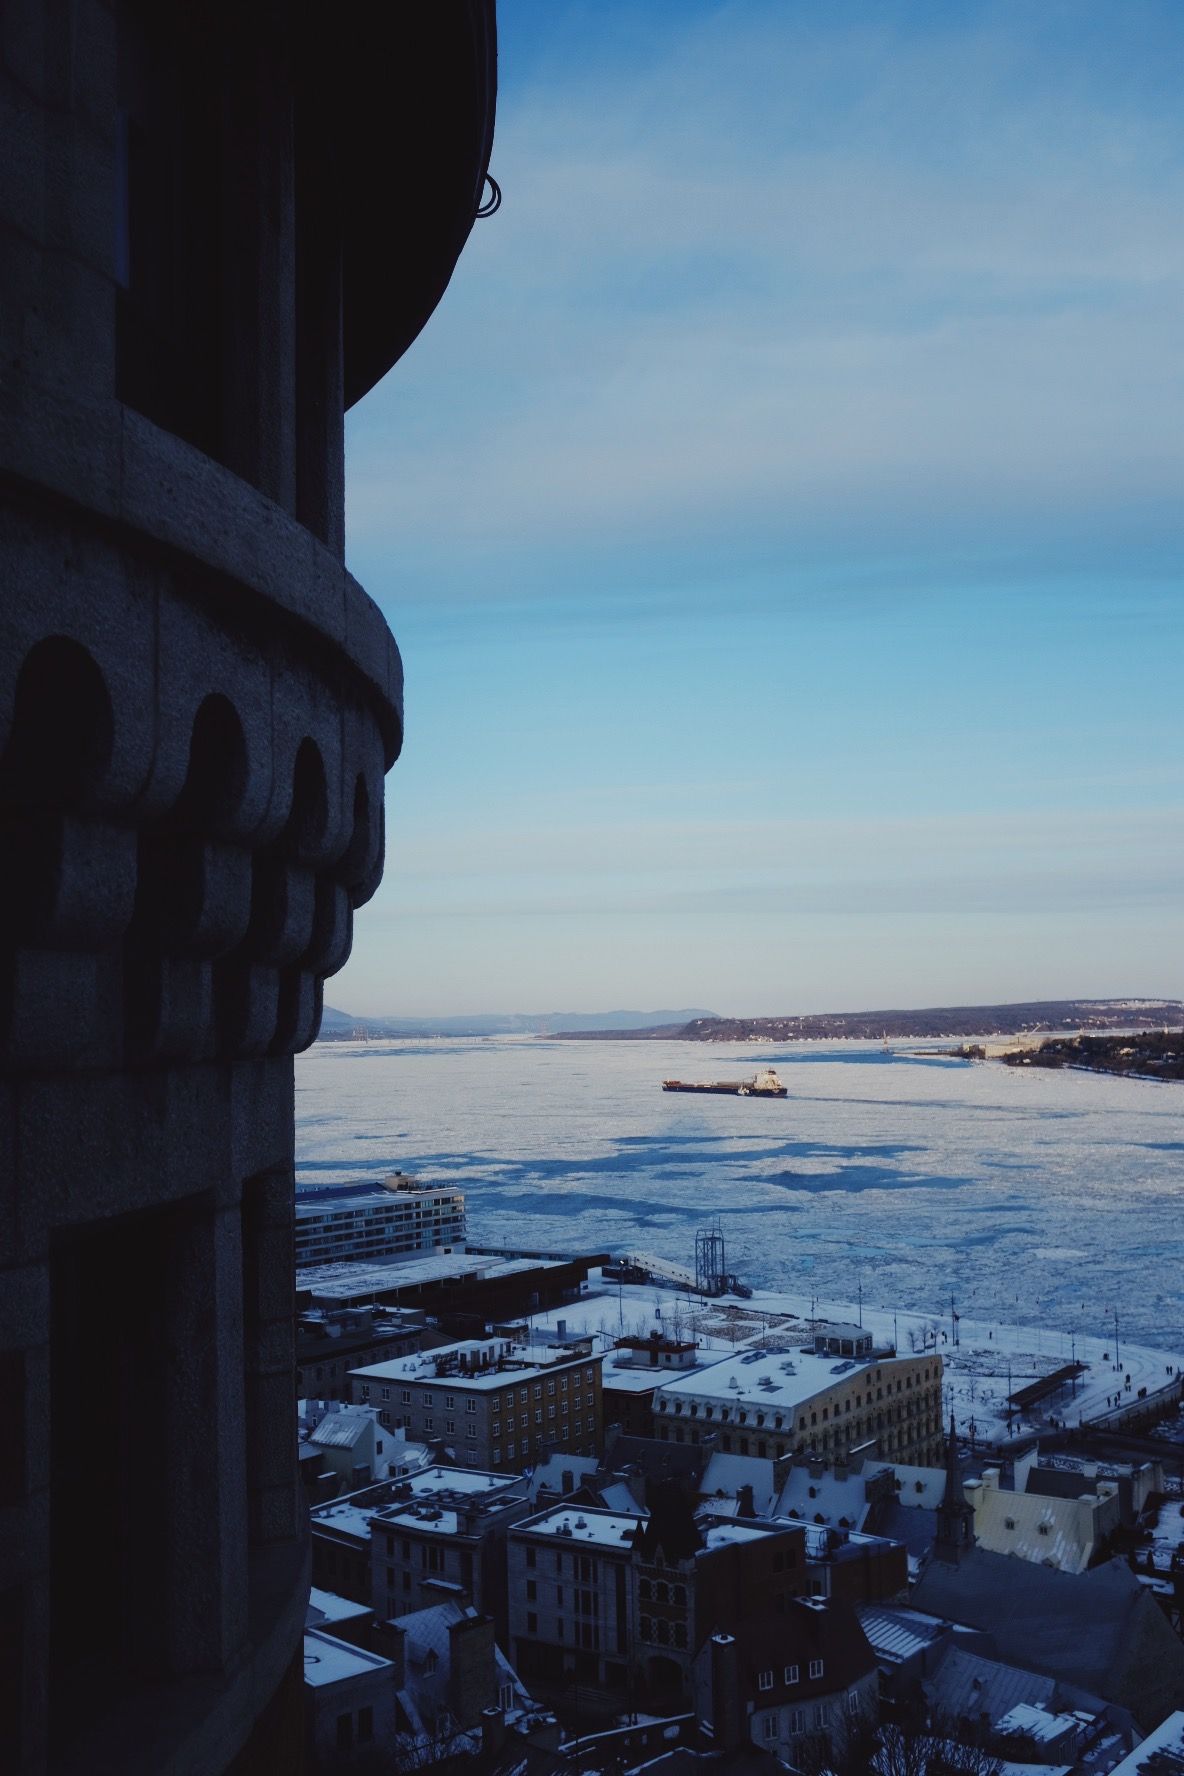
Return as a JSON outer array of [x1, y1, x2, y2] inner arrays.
[[661, 1068, 787, 1097]]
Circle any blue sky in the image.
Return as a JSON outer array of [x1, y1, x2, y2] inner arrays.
[[336, 0, 1182, 1017]]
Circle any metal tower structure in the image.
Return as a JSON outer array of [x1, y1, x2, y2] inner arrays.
[[695, 1222, 727, 1296]]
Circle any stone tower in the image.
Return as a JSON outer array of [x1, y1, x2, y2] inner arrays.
[[0, 4, 496, 1770]]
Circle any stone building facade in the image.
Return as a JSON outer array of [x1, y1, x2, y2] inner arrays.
[[653, 1346, 945, 1467], [0, 3, 496, 1771]]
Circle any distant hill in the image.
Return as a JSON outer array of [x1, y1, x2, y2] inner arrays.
[[318, 1007, 716, 1039], [554, 999, 1184, 1042]]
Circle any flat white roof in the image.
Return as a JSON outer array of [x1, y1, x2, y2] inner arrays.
[[298, 1252, 561, 1297], [655, 1346, 894, 1414], [310, 1500, 379, 1543], [601, 1353, 681, 1393], [996, 1703, 1076, 1743], [381, 1464, 519, 1498], [303, 1628, 393, 1688], [308, 1587, 372, 1624], [701, 1521, 772, 1550], [518, 1507, 641, 1550], [351, 1338, 596, 1391], [295, 1183, 463, 1216]]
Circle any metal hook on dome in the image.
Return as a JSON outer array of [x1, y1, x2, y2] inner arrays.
[[476, 173, 502, 219]]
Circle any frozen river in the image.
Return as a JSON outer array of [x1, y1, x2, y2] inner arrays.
[[295, 1036, 1183, 1353]]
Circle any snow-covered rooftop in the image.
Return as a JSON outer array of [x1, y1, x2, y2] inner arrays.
[[655, 1345, 888, 1414], [298, 1251, 562, 1298], [303, 1628, 392, 1689], [351, 1337, 596, 1391], [700, 1521, 771, 1550], [996, 1703, 1078, 1744], [307, 1588, 372, 1628], [1107, 1710, 1184, 1772], [857, 1602, 948, 1665], [518, 1506, 640, 1549]]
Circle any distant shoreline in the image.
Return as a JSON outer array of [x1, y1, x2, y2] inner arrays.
[[551, 998, 1183, 1044]]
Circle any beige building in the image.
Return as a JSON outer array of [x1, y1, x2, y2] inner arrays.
[[351, 1337, 603, 1470], [652, 1340, 944, 1467]]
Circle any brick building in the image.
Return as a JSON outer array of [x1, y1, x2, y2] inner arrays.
[[351, 1337, 604, 1470]]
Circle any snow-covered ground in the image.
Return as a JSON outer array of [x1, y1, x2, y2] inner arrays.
[[295, 1034, 1184, 1354], [523, 1275, 1183, 1450]]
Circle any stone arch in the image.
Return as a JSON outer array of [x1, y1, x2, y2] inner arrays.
[[168, 693, 250, 838], [282, 736, 329, 862], [334, 770, 377, 887], [0, 636, 114, 809]]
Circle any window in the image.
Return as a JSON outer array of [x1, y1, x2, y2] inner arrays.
[[809, 1659, 824, 1679], [500, 1681, 515, 1711], [789, 1709, 804, 1734], [585, 1368, 595, 1383], [360, 1384, 370, 1400], [424, 1418, 434, 1432], [444, 1394, 455, 1409], [535, 1409, 543, 1424], [507, 1443, 515, 1459], [547, 1380, 556, 1395], [381, 1386, 390, 1400], [336, 1713, 353, 1752], [763, 1715, 778, 1741], [526, 1580, 537, 1600], [445, 1420, 455, 1434], [758, 1670, 774, 1692], [526, 1547, 537, 1569], [402, 1389, 412, 1404], [847, 1692, 860, 1718], [467, 1424, 476, 1439], [493, 1421, 501, 1438], [814, 1704, 830, 1729], [520, 1414, 528, 1429], [527, 1612, 538, 1633], [534, 1384, 542, 1399], [561, 1426, 569, 1441], [422, 1392, 434, 1406], [560, 1376, 568, 1391], [466, 1398, 477, 1413], [784, 1664, 799, 1684], [548, 1405, 556, 1419], [358, 1706, 373, 1744]]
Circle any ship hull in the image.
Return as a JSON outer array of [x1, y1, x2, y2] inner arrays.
[[661, 1082, 788, 1097]]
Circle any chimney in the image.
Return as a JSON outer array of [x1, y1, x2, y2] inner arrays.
[[481, 1707, 507, 1756], [737, 1484, 756, 1519], [708, 1633, 744, 1752], [448, 1615, 497, 1728], [374, 1622, 407, 1687]]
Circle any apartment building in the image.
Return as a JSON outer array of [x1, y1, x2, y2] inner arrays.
[[367, 1467, 533, 1640], [507, 1489, 810, 1708], [653, 1340, 944, 1467], [298, 1305, 432, 1400], [296, 1174, 465, 1270], [350, 1337, 603, 1470]]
